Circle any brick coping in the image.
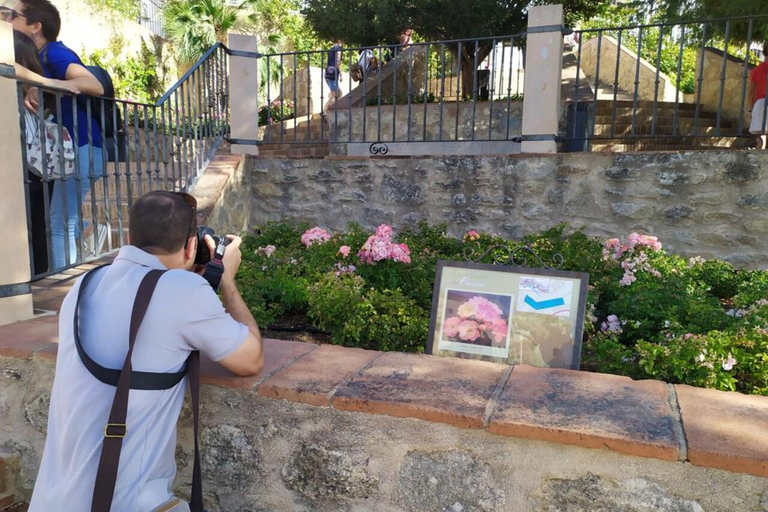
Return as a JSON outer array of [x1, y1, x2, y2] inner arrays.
[[1, 315, 767, 479]]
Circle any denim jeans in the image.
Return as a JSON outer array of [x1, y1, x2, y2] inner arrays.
[[50, 145, 104, 270]]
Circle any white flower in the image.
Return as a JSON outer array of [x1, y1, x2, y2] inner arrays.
[[696, 353, 705, 363], [722, 354, 737, 371]]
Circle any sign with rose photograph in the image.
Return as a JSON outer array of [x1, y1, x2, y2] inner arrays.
[[427, 261, 589, 369]]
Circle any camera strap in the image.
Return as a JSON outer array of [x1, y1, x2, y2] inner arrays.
[[75, 265, 203, 512]]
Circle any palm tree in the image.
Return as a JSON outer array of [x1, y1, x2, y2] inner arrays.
[[163, 0, 260, 67]]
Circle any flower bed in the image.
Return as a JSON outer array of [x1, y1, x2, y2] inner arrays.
[[237, 220, 768, 395]]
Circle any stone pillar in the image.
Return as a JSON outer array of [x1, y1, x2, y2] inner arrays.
[[0, 21, 34, 326], [521, 5, 564, 154], [228, 34, 260, 156]]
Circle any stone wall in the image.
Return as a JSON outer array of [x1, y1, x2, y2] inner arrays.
[[2, 346, 768, 512], [695, 47, 755, 123], [328, 102, 523, 143], [245, 151, 768, 268], [580, 36, 677, 102]]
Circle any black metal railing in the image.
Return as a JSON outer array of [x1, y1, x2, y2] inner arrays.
[[566, 14, 768, 151], [16, 43, 229, 280], [256, 36, 527, 148], [139, 0, 165, 37]]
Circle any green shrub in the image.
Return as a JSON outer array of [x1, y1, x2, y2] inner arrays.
[[235, 220, 768, 395]]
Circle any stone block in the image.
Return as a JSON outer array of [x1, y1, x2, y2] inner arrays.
[[488, 365, 680, 460], [676, 384, 768, 477], [332, 352, 507, 429], [201, 338, 316, 390], [534, 473, 704, 512], [258, 345, 378, 406], [395, 450, 505, 512], [611, 203, 654, 219], [282, 443, 378, 500], [0, 316, 59, 359]]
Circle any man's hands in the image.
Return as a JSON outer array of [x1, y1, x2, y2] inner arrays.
[[221, 235, 243, 286], [195, 234, 243, 288], [23, 81, 82, 113]]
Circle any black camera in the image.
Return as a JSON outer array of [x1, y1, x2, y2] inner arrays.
[[195, 226, 230, 265]]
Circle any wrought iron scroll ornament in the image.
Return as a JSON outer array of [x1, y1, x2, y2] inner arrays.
[[369, 142, 389, 155], [463, 244, 565, 270]]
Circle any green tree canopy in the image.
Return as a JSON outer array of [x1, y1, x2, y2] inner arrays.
[[303, 0, 611, 47], [302, 0, 611, 97]]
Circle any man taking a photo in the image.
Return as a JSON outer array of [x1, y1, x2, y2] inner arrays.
[[28, 191, 264, 512]]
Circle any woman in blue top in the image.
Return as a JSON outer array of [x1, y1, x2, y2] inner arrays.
[[9, 0, 105, 270]]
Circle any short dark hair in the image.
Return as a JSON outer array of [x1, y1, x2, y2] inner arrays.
[[129, 192, 197, 255], [13, 30, 43, 75], [19, 0, 61, 42]]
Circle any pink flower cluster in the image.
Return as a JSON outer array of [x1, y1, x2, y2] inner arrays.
[[301, 227, 332, 247], [443, 296, 508, 345], [334, 262, 356, 276], [603, 233, 663, 287], [256, 245, 276, 257], [358, 225, 411, 264], [464, 230, 480, 242], [338, 245, 351, 258], [601, 314, 623, 334]]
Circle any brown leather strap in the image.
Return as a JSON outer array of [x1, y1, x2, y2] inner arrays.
[[91, 269, 166, 512]]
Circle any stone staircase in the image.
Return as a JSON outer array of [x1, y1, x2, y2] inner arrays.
[[587, 99, 745, 152], [258, 114, 329, 158]]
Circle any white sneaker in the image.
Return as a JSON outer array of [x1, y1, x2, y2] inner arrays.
[[84, 224, 108, 259]]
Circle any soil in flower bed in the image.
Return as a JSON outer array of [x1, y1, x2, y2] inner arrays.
[[262, 312, 331, 345]]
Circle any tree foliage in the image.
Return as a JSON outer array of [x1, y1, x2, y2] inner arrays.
[[303, 0, 611, 47], [162, 0, 260, 66], [621, 0, 768, 43]]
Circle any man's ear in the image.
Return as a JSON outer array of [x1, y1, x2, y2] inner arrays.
[[184, 236, 197, 263]]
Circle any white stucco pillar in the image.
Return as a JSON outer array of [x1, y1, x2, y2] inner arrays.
[[0, 21, 34, 325], [228, 34, 260, 156], [522, 5, 564, 154]]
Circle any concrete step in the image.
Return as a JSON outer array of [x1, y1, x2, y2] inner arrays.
[[590, 136, 739, 152], [593, 115, 731, 128], [593, 123, 738, 137], [595, 99, 698, 110], [594, 106, 718, 119]]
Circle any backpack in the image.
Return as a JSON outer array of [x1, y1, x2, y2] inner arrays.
[[325, 45, 340, 80], [85, 65, 127, 163], [41, 46, 126, 162]]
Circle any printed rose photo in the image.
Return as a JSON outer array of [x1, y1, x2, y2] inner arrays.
[[441, 291, 513, 349]]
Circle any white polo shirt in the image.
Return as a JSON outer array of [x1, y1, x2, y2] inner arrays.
[[29, 246, 249, 512]]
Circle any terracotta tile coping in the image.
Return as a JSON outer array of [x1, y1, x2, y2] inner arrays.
[[2, 315, 767, 479]]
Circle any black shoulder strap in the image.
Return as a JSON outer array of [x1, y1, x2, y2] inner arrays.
[[74, 264, 189, 390]]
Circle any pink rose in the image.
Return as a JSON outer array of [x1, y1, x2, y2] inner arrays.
[[458, 320, 481, 341], [443, 316, 462, 337]]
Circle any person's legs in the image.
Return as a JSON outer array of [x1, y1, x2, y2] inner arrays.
[[50, 145, 104, 269]]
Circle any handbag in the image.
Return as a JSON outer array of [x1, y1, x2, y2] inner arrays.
[[23, 110, 76, 179]]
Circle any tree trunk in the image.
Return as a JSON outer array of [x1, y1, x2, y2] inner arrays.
[[454, 43, 494, 100]]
